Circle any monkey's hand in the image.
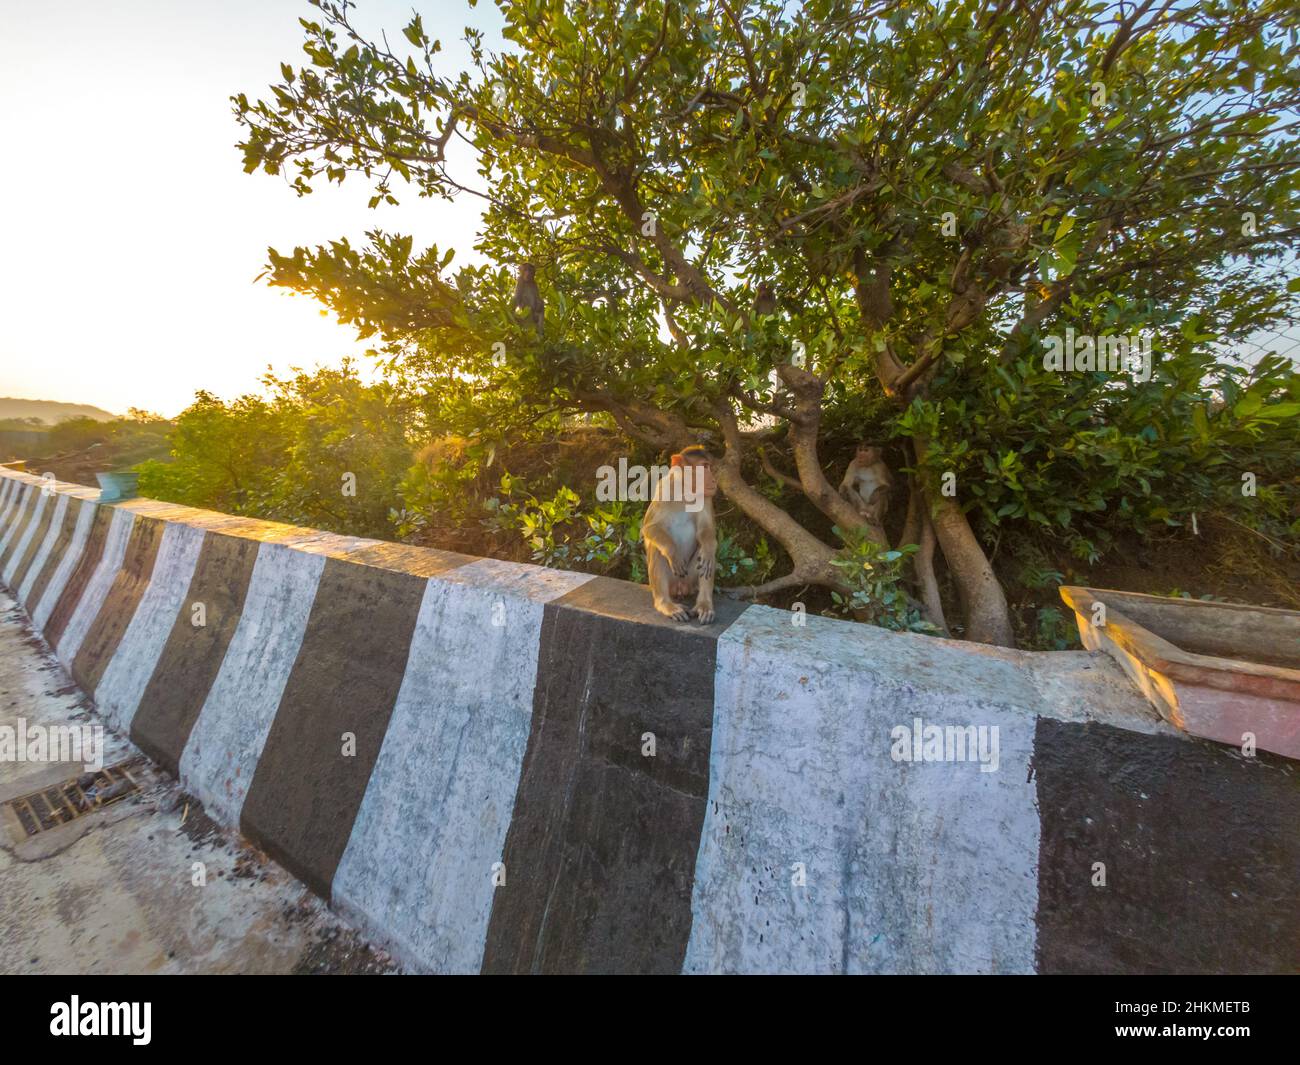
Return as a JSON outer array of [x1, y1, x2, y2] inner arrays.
[[671, 555, 691, 579], [694, 552, 715, 580]]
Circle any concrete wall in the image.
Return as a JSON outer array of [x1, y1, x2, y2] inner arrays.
[[1, 468, 1296, 974]]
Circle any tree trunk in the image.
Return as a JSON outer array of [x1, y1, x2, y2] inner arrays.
[[915, 508, 950, 636], [778, 363, 889, 544], [711, 457, 846, 592], [914, 436, 1015, 647], [900, 458, 949, 634]]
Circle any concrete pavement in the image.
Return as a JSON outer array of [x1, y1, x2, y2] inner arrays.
[[0, 587, 396, 975]]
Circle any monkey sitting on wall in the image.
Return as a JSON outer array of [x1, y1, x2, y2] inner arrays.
[[641, 445, 719, 624], [840, 443, 893, 525], [512, 262, 544, 336]]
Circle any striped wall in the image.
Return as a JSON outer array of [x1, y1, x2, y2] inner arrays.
[[1, 467, 1297, 974]]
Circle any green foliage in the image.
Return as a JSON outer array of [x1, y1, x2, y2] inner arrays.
[[135, 393, 289, 513], [483, 480, 643, 573], [715, 530, 776, 588], [137, 361, 412, 539], [44, 410, 171, 462], [1017, 560, 1066, 592], [47, 416, 114, 453], [577, 500, 645, 578], [1166, 589, 1229, 603], [235, 1, 1298, 515], [480, 470, 771, 585], [1032, 605, 1080, 651], [829, 528, 937, 633], [900, 337, 1300, 564], [485, 481, 583, 568], [221, 0, 1300, 635]]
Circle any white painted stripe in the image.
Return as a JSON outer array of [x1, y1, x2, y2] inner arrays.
[[56, 507, 135, 664], [684, 606, 1040, 975], [2, 490, 48, 584], [17, 493, 69, 605], [0, 485, 34, 558], [178, 541, 327, 827], [94, 522, 207, 734], [332, 559, 595, 973], [32, 499, 98, 632]]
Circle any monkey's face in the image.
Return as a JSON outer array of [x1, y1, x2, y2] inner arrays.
[[673, 452, 717, 500], [518, 263, 535, 281], [857, 445, 881, 463], [685, 457, 717, 499]]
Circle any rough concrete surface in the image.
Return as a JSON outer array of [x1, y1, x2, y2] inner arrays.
[[0, 588, 397, 975], [17, 492, 67, 604], [55, 507, 133, 663], [177, 541, 325, 828], [4, 469, 1295, 976], [31, 495, 94, 631], [333, 558, 595, 973], [686, 606, 1040, 975]]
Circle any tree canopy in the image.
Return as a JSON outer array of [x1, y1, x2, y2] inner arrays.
[[234, 0, 1300, 645]]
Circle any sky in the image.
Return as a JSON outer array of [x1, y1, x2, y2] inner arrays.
[[0, 0, 503, 417], [1, 2, 1293, 417]]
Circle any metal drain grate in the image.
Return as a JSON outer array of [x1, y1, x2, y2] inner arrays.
[[3, 759, 146, 837]]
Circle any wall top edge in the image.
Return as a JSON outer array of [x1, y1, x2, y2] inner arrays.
[[0, 469, 1176, 740]]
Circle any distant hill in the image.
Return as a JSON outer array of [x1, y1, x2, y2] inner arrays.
[[0, 397, 118, 424]]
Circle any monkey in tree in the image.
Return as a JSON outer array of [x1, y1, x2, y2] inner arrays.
[[512, 262, 544, 336], [840, 443, 894, 526], [753, 281, 778, 316], [642, 445, 719, 623]]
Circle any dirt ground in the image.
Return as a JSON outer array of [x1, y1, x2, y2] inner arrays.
[[6, 438, 168, 490]]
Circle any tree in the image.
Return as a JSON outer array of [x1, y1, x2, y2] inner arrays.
[[136, 363, 414, 537], [234, 0, 1300, 645]]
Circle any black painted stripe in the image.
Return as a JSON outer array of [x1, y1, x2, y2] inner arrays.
[[130, 531, 260, 775], [1034, 717, 1300, 974], [0, 486, 36, 573], [239, 554, 465, 900], [481, 578, 749, 974], [23, 496, 84, 612], [0, 478, 21, 520], [70, 514, 163, 694], [9, 491, 57, 593], [43, 504, 111, 649]]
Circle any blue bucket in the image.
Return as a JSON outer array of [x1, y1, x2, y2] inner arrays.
[[96, 470, 140, 502]]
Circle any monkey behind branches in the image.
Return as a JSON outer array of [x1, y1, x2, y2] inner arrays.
[[753, 281, 778, 316], [512, 262, 544, 336], [840, 443, 893, 525], [641, 445, 719, 623]]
